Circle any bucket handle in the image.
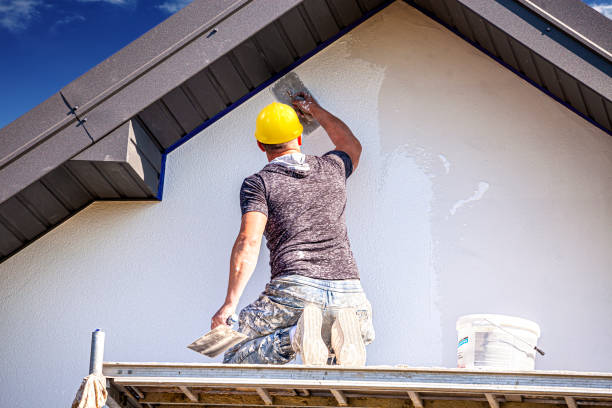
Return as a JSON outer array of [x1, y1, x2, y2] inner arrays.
[[483, 318, 546, 356]]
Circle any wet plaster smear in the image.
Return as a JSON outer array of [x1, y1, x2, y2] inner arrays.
[[1, 2, 612, 407]]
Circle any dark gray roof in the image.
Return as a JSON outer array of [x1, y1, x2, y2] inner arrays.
[[411, 0, 611, 128], [0, 0, 610, 263], [526, 0, 612, 53]]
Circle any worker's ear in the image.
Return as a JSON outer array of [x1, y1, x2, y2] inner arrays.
[[297, 135, 302, 146], [257, 141, 266, 152]]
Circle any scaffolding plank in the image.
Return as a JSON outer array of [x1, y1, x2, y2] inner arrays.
[[104, 363, 612, 398]]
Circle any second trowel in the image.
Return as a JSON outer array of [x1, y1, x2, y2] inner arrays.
[[187, 315, 247, 358]]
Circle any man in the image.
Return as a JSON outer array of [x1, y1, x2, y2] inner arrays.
[[211, 92, 374, 366]]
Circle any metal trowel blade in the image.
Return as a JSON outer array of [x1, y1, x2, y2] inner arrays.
[[270, 72, 320, 135], [187, 325, 248, 358]]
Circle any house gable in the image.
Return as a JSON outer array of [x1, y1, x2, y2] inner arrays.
[[0, 0, 610, 263]]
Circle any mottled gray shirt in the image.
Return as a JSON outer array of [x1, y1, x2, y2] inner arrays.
[[240, 151, 359, 281]]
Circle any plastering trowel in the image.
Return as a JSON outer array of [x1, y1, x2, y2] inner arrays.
[[271, 72, 320, 135], [187, 315, 247, 358]]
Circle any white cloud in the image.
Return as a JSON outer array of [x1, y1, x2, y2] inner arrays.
[[77, 0, 135, 5], [0, 0, 43, 32], [591, 3, 612, 19], [51, 13, 85, 31], [157, 0, 191, 14]]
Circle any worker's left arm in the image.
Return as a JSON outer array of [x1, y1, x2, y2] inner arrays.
[[211, 211, 267, 329]]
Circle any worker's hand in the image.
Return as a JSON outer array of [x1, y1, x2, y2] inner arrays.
[[211, 302, 236, 330], [291, 91, 319, 118]]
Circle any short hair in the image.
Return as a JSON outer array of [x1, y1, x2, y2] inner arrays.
[[260, 140, 294, 152]]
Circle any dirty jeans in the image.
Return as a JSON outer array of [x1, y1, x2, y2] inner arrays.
[[223, 274, 375, 364]]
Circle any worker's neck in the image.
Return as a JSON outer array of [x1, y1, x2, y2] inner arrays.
[[266, 148, 301, 162]]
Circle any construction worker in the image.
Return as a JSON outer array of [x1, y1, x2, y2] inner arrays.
[[211, 92, 374, 366]]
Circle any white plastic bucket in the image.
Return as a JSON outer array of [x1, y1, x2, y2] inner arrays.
[[456, 314, 541, 370]]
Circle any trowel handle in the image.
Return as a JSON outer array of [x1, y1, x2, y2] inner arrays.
[[226, 314, 238, 326]]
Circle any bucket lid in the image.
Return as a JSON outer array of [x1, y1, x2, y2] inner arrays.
[[456, 314, 541, 337]]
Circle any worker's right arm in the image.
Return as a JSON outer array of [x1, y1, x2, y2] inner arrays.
[[292, 92, 362, 170], [211, 211, 267, 330]]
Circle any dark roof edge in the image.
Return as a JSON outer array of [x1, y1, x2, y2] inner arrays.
[[515, 0, 612, 61], [407, 0, 612, 136], [0, 0, 302, 205], [59, 0, 256, 125], [0, 0, 253, 170]]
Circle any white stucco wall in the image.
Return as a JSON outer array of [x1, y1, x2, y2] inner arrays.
[[1, 2, 611, 407]]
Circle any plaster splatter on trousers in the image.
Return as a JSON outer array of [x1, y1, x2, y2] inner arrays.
[[224, 275, 375, 364]]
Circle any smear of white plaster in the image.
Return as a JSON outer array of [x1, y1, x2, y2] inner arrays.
[[370, 146, 440, 366], [449, 182, 490, 216], [438, 154, 450, 174], [295, 35, 442, 365]]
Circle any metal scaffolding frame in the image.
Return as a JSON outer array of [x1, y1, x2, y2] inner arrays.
[[87, 331, 612, 407], [103, 362, 612, 408], [102, 362, 612, 407]]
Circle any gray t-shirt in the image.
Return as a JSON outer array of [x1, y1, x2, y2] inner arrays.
[[240, 151, 359, 281]]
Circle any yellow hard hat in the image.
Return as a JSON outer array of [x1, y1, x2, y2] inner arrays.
[[254, 102, 303, 144]]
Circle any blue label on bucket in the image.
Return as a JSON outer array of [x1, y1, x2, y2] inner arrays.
[[458, 337, 468, 347]]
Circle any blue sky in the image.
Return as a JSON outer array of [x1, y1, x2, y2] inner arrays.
[[0, 0, 192, 128], [0, 0, 609, 129]]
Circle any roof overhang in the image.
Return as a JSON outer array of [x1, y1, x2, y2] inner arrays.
[[0, 0, 610, 263], [411, 0, 611, 129]]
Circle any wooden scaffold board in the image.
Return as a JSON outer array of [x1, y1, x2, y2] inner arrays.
[[103, 362, 612, 408]]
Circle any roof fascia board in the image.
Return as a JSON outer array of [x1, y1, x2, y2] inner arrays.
[[0, 0, 302, 205], [457, 0, 611, 100], [514, 0, 611, 61], [524, 0, 612, 55]]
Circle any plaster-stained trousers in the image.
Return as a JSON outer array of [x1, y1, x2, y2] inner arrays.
[[223, 274, 375, 364]]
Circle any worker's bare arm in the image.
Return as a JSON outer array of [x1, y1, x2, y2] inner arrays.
[[211, 211, 267, 329], [292, 92, 362, 170]]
